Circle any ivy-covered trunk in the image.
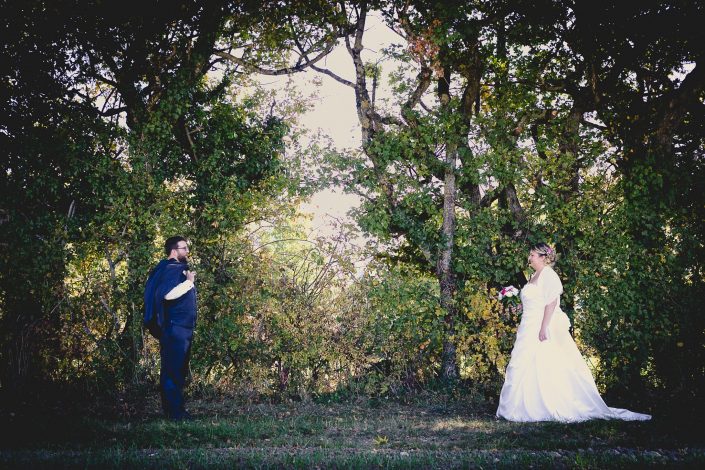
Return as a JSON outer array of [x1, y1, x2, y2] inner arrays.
[[437, 144, 459, 381], [436, 63, 460, 382]]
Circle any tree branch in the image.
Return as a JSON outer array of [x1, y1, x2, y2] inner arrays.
[[480, 187, 500, 207], [98, 106, 128, 117], [371, 111, 403, 126], [402, 66, 433, 127], [214, 37, 337, 76], [310, 64, 355, 87]]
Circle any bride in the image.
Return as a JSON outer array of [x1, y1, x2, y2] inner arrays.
[[496, 242, 651, 422]]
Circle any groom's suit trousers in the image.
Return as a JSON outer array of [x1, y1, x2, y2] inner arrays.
[[160, 324, 193, 419]]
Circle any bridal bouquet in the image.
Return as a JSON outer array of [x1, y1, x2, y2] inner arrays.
[[498, 285, 520, 307]]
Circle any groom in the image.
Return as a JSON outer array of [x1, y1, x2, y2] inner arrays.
[[144, 236, 197, 421]]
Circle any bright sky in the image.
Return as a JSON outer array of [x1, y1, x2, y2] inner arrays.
[[258, 13, 404, 239]]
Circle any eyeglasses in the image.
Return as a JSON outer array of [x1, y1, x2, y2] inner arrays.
[[175, 246, 189, 251]]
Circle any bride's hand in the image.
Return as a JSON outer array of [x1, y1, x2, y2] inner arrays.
[[538, 328, 548, 342]]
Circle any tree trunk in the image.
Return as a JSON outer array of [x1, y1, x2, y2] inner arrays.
[[437, 65, 460, 382], [438, 142, 459, 382]]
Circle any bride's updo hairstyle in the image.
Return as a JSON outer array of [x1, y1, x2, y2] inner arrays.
[[531, 242, 557, 266]]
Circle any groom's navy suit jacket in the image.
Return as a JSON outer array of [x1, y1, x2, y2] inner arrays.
[[145, 259, 197, 335]]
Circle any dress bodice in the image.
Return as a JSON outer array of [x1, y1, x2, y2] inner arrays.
[[520, 282, 544, 315]]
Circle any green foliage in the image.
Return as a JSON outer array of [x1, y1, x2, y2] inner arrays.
[[345, 263, 443, 394], [1, 0, 703, 418], [0, 1, 298, 395], [324, 0, 704, 410], [456, 284, 517, 387]]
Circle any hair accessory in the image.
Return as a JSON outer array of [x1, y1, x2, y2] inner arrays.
[[546, 246, 553, 255]]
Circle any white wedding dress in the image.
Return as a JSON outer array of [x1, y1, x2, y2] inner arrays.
[[496, 266, 651, 422]]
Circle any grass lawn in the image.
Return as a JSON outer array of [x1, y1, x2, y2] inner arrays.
[[2, 393, 703, 468]]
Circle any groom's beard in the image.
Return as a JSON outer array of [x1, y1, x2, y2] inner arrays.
[[177, 254, 188, 263]]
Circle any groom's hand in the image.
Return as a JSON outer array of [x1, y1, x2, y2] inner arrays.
[[186, 270, 196, 283]]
